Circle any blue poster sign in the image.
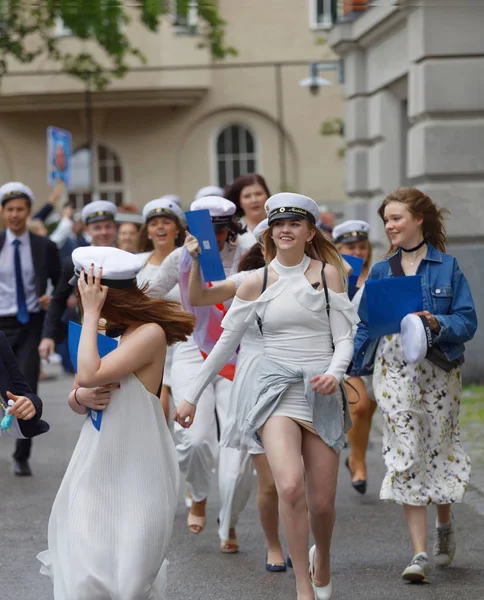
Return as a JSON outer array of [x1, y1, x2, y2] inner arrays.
[[47, 126, 72, 188], [185, 209, 226, 282]]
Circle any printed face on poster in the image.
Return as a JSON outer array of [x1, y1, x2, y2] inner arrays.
[[47, 126, 72, 189]]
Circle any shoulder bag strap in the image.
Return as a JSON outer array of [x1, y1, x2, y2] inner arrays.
[[388, 252, 405, 278], [257, 266, 269, 335], [322, 262, 359, 409]]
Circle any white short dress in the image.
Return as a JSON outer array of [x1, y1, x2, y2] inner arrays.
[[37, 371, 179, 600]]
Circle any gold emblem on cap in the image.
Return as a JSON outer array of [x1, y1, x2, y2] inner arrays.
[[279, 207, 286, 213]]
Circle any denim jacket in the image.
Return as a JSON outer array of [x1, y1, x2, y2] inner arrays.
[[352, 243, 477, 376]]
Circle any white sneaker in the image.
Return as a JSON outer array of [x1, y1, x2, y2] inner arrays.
[[433, 520, 456, 568], [401, 553, 430, 583]]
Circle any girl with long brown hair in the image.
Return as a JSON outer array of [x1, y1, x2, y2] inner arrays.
[[352, 187, 477, 584], [175, 193, 357, 600], [38, 246, 194, 600]]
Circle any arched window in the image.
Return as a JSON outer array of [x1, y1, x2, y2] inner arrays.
[[216, 124, 257, 188], [68, 144, 125, 209]]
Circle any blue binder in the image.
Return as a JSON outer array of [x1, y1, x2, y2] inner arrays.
[[68, 321, 118, 431], [365, 276, 423, 339], [185, 209, 226, 282], [342, 254, 365, 288]]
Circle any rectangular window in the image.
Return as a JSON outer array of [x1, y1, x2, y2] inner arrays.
[[309, 0, 339, 30]]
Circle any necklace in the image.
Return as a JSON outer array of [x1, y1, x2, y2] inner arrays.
[[400, 242, 427, 267]]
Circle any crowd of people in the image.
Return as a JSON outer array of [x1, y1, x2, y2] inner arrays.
[[0, 174, 477, 600]]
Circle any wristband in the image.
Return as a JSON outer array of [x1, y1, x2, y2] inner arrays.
[[74, 388, 82, 406]]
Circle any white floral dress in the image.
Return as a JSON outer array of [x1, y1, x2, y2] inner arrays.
[[373, 333, 471, 506]]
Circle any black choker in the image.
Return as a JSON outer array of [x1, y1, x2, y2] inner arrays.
[[400, 240, 426, 253]]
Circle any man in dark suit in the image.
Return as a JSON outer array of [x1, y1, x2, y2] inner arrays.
[[39, 199, 118, 359], [0, 182, 61, 475], [0, 331, 49, 440]]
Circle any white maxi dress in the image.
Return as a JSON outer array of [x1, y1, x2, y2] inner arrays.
[[37, 370, 179, 600]]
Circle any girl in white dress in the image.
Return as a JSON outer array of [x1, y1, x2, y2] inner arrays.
[[38, 246, 195, 600], [225, 174, 270, 250], [184, 219, 288, 572], [136, 197, 186, 421], [148, 195, 253, 553], [175, 193, 357, 600]]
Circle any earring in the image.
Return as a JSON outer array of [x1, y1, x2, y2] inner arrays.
[[148, 235, 152, 240]]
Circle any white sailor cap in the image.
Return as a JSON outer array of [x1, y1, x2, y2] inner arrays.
[[265, 192, 319, 226], [69, 246, 141, 289], [253, 218, 269, 240], [160, 194, 182, 206], [0, 182, 35, 206], [142, 197, 184, 224], [81, 200, 118, 225], [401, 313, 432, 364], [332, 220, 370, 245], [194, 185, 224, 201], [190, 196, 236, 231], [115, 212, 144, 226]]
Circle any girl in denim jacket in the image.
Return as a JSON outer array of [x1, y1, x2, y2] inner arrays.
[[352, 187, 477, 585]]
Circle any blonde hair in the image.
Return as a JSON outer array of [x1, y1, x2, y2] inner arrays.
[[262, 222, 348, 286], [337, 239, 373, 271]]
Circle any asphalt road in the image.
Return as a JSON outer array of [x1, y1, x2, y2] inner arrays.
[[1, 374, 483, 600]]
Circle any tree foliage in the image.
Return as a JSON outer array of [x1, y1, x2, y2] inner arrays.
[[0, 1, 236, 89]]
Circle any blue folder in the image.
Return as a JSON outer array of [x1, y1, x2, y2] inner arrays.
[[185, 209, 226, 282], [365, 276, 423, 339], [342, 254, 365, 288], [68, 321, 118, 431]]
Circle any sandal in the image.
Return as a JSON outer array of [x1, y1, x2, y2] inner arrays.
[[220, 538, 239, 553], [187, 511, 205, 535], [220, 528, 239, 553]]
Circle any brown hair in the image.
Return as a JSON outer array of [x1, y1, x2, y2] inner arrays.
[[238, 243, 266, 272], [262, 222, 347, 285], [225, 174, 271, 218], [77, 285, 195, 346], [378, 187, 448, 254], [137, 217, 186, 253]]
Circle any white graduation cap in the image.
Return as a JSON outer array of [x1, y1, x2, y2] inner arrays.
[[69, 246, 141, 289], [81, 200, 118, 225], [194, 185, 224, 201], [265, 192, 319, 226], [142, 197, 184, 224], [190, 196, 236, 231], [159, 194, 182, 206], [401, 313, 432, 364], [253, 218, 269, 240], [333, 220, 370, 245], [0, 182, 35, 206]]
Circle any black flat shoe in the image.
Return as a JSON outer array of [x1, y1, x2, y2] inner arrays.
[[345, 457, 366, 495], [13, 459, 32, 476]]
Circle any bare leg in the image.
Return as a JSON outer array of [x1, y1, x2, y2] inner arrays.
[[404, 505, 427, 555], [346, 377, 374, 482], [302, 430, 339, 587], [252, 453, 284, 565], [436, 504, 452, 525], [261, 417, 313, 599]]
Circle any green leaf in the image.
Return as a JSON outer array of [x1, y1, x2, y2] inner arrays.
[[0, 0, 235, 89]]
